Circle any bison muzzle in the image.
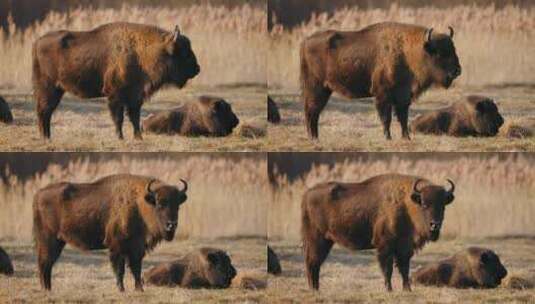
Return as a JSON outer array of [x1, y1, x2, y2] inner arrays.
[[32, 22, 200, 140], [300, 22, 461, 140], [301, 174, 455, 291], [32, 174, 188, 291]]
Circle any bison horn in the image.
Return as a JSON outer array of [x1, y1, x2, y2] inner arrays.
[[172, 25, 181, 42], [446, 179, 455, 193], [146, 179, 157, 194], [179, 179, 188, 192], [448, 26, 454, 39], [413, 179, 425, 194], [427, 28, 433, 43]]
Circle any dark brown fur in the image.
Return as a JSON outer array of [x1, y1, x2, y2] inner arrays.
[[411, 95, 504, 136], [144, 247, 236, 288], [267, 96, 281, 124], [413, 247, 507, 288], [32, 22, 200, 139], [301, 173, 455, 291], [142, 96, 239, 137], [0, 246, 14, 276], [0, 96, 13, 124], [32, 174, 188, 291], [268, 245, 282, 275], [301, 22, 461, 140]]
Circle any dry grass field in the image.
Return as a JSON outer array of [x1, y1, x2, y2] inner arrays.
[[267, 153, 535, 302], [268, 5, 535, 151], [0, 4, 267, 151], [0, 154, 268, 302]]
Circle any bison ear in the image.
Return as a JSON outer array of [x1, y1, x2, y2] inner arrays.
[[145, 193, 157, 205], [411, 193, 422, 205], [445, 193, 454, 205], [330, 184, 345, 200], [328, 32, 342, 49]]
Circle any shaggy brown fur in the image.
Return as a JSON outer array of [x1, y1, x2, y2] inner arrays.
[[301, 22, 461, 140], [33, 174, 188, 291], [268, 96, 281, 124], [268, 245, 282, 275], [0, 246, 14, 276], [301, 173, 455, 291], [142, 96, 239, 137], [411, 96, 504, 136], [32, 22, 200, 139], [144, 248, 236, 288], [413, 247, 507, 288], [0, 96, 13, 124]]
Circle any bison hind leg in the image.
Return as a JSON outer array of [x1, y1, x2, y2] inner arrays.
[[303, 232, 333, 290], [36, 237, 65, 290], [35, 85, 64, 139]]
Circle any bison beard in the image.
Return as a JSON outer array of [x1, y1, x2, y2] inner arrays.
[[300, 22, 461, 140], [413, 247, 508, 288], [32, 22, 200, 140], [411, 95, 504, 137], [142, 96, 239, 137], [32, 174, 188, 291], [301, 174, 455, 291], [145, 248, 237, 288]]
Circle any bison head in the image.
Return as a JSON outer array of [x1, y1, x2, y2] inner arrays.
[[201, 248, 237, 288], [411, 179, 455, 241], [468, 96, 504, 136], [424, 27, 461, 88], [165, 26, 200, 88], [145, 179, 188, 241], [201, 97, 240, 136], [472, 248, 508, 288]]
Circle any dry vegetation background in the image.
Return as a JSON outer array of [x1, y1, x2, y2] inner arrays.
[[268, 153, 535, 302], [0, 154, 267, 302], [0, 4, 268, 151], [268, 4, 535, 151]]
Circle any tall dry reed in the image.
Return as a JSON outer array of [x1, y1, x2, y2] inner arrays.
[[269, 154, 535, 240], [0, 154, 268, 242], [0, 4, 267, 91]]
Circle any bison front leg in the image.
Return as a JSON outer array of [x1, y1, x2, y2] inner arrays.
[[303, 86, 332, 139], [394, 103, 411, 140], [375, 100, 392, 140], [107, 99, 125, 139], [377, 250, 394, 291], [395, 253, 412, 291], [110, 253, 126, 292], [126, 103, 143, 140], [128, 255, 144, 291]]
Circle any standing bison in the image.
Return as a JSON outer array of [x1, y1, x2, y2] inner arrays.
[[413, 247, 507, 288], [301, 174, 455, 291], [300, 22, 461, 140], [411, 95, 504, 137], [32, 22, 200, 140], [142, 96, 239, 137], [33, 174, 188, 291]]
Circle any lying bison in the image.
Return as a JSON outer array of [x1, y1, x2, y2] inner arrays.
[[33, 174, 188, 291], [142, 96, 239, 136], [411, 96, 504, 136], [268, 245, 282, 275], [33, 22, 200, 139], [0, 96, 13, 124], [0, 246, 14, 276], [301, 22, 461, 140], [413, 247, 507, 288], [145, 247, 236, 288], [267, 96, 281, 124], [302, 174, 455, 291]]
